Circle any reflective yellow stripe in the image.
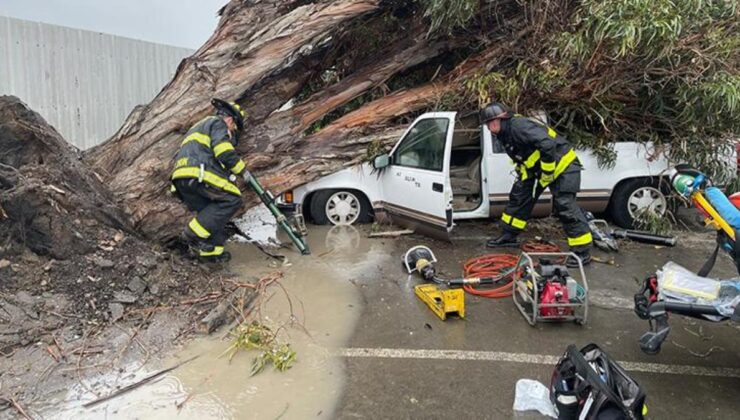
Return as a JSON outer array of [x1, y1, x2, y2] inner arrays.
[[511, 217, 527, 229], [232, 160, 245, 175], [502, 213, 527, 229], [181, 132, 211, 148], [523, 150, 540, 168], [175, 157, 188, 168], [553, 149, 578, 179], [171, 167, 241, 196], [540, 161, 555, 172], [213, 142, 235, 157], [547, 127, 557, 138], [518, 165, 529, 181], [502, 213, 512, 224], [568, 231, 593, 247], [188, 218, 211, 239], [199, 246, 224, 256]]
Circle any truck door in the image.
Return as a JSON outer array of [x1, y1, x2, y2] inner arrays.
[[380, 112, 455, 240]]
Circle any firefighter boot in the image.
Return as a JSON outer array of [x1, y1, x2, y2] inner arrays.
[[178, 230, 202, 259], [197, 245, 232, 264], [486, 231, 520, 248], [566, 250, 592, 268]]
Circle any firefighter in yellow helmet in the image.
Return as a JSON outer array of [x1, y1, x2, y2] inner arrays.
[[171, 98, 252, 263]]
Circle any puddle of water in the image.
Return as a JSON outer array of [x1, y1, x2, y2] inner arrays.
[[47, 225, 391, 420], [233, 204, 279, 246]]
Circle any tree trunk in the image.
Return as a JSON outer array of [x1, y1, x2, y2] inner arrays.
[[80, 0, 528, 244]]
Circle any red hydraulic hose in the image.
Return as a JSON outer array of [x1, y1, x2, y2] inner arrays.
[[461, 241, 563, 299], [462, 253, 519, 298]]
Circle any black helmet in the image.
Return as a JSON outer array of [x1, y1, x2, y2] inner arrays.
[[211, 98, 246, 130], [479, 102, 511, 124]]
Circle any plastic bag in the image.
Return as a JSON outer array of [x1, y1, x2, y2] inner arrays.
[[656, 263, 739, 320], [715, 280, 740, 317], [657, 262, 720, 301], [513, 379, 558, 418]]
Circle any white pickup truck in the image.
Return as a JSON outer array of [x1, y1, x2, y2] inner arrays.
[[278, 111, 672, 238]]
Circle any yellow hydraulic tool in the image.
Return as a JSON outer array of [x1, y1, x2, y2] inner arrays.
[[414, 284, 465, 321]]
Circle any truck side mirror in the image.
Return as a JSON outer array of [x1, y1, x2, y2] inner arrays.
[[373, 154, 390, 169]]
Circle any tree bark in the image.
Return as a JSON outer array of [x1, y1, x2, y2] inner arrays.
[[81, 0, 528, 244]]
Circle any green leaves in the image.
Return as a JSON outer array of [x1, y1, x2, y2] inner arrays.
[[223, 321, 297, 376], [417, 0, 479, 35]]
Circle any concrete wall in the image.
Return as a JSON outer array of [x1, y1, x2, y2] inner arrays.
[[0, 16, 193, 149]]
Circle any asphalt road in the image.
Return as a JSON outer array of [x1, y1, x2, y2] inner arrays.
[[333, 221, 740, 419]]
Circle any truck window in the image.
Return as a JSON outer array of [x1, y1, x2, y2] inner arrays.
[[393, 118, 449, 171]]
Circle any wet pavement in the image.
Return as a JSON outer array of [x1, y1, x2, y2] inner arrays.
[[40, 216, 740, 419], [44, 223, 391, 419], [336, 221, 740, 419]]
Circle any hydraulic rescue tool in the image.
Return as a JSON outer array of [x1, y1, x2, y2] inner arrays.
[[513, 252, 588, 326], [611, 229, 677, 247], [585, 211, 676, 250], [404, 246, 465, 320], [584, 211, 618, 252], [403, 245, 498, 287], [245, 175, 310, 255], [404, 245, 503, 320]]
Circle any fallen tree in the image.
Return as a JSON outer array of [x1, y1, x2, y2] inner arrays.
[[3, 0, 735, 249], [82, 0, 738, 244], [83, 0, 528, 243], [0, 0, 737, 369]]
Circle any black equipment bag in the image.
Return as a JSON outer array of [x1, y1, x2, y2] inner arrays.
[[550, 344, 647, 420]]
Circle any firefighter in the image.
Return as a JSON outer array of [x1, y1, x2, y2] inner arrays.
[[170, 98, 251, 263], [480, 102, 592, 266]]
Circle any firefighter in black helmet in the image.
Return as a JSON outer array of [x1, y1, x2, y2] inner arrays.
[[480, 102, 592, 266], [170, 98, 252, 263]]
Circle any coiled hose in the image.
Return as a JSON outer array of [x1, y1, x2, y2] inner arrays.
[[462, 240, 563, 298], [462, 254, 519, 298]]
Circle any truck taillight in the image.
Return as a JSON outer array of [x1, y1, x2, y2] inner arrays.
[[284, 191, 294, 204]]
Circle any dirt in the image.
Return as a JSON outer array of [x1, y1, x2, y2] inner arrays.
[[0, 96, 256, 419]]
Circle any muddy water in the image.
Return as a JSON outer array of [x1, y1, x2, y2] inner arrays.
[[48, 225, 391, 420]]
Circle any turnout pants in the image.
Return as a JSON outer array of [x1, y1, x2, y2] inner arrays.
[[500, 167, 593, 252], [173, 179, 242, 257]]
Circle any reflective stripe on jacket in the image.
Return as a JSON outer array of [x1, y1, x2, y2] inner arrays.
[[500, 115, 579, 181], [171, 116, 246, 196]]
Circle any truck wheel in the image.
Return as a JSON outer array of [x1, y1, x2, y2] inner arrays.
[[608, 178, 668, 228], [310, 190, 372, 225]]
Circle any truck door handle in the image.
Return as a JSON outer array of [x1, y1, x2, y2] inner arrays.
[[432, 182, 443, 192]]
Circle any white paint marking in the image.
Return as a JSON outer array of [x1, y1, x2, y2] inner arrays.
[[338, 347, 740, 378]]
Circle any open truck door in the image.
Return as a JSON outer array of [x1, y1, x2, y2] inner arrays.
[[373, 112, 455, 240]]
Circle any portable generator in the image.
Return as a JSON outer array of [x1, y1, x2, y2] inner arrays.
[[512, 252, 588, 326]]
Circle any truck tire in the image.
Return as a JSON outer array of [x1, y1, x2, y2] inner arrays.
[[608, 178, 668, 229], [309, 189, 373, 225]]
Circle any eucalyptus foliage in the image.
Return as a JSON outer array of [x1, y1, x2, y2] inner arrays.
[[417, 0, 479, 34], [456, 0, 739, 175]]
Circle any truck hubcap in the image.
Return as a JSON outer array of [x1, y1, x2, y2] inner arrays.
[[628, 186, 666, 218], [326, 191, 360, 225]]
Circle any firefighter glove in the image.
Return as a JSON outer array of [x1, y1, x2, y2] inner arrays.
[[539, 172, 554, 188]]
